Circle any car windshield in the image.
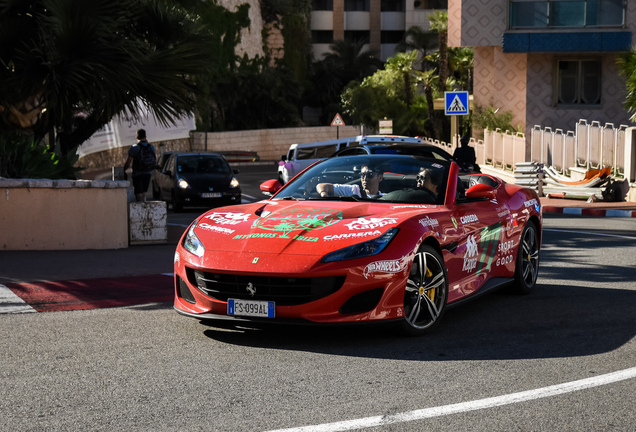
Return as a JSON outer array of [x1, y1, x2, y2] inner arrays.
[[177, 155, 230, 174], [273, 155, 451, 205]]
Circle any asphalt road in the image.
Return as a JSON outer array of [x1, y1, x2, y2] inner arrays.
[[2, 164, 635, 431]]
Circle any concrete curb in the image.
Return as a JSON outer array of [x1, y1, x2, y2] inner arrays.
[[543, 206, 636, 217]]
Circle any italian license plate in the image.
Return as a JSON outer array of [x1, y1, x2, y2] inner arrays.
[[228, 299, 275, 318], [201, 192, 222, 198]]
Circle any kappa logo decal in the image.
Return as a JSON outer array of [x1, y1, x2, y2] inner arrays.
[[461, 222, 503, 274], [345, 217, 398, 230], [462, 235, 478, 272]]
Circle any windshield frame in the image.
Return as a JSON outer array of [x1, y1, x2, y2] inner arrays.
[[272, 154, 452, 205]]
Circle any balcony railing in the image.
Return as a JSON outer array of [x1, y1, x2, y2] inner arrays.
[[509, 0, 625, 29]]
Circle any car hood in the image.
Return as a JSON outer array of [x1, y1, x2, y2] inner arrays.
[[192, 200, 439, 256]]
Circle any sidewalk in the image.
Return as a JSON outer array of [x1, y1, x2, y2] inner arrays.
[[540, 197, 636, 217]]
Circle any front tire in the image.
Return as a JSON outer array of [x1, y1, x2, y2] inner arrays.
[[513, 221, 540, 294], [401, 245, 448, 336]]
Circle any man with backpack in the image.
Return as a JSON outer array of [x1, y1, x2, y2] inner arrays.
[[124, 129, 157, 202]]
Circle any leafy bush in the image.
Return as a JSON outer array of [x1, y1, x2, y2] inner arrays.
[[0, 132, 81, 179], [471, 104, 521, 138]]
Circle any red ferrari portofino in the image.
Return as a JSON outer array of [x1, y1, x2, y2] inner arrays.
[[174, 154, 542, 335]]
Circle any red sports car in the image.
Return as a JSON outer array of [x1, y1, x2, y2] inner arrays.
[[174, 154, 542, 335]]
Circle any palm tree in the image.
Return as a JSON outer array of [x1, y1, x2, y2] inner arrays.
[[396, 26, 438, 71], [385, 51, 421, 108], [0, 0, 214, 156], [617, 49, 636, 122], [310, 38, 383, 122], [428, 10, 449, 90], [322, 38, 383, 84]]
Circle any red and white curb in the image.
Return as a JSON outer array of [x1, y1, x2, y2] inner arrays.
[[543, 207, 636, 217], [0, 273, 174, 314], [0, 284, 37, 314]]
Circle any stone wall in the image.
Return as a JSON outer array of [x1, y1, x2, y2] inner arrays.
[[77, 126, 365, 174], [78, 138, 190, 177], [191, 126, 364, 161]]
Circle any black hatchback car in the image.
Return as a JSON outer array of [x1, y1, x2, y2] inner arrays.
[[153, 152, 241, 211]]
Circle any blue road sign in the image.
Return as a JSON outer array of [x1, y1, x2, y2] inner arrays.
[[444, 91, 469, 116]]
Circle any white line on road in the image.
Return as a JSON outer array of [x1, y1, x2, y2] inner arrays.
[[267, 367, 636, 432], [544, 228, 636, 240], [0, 284, 36, 314]]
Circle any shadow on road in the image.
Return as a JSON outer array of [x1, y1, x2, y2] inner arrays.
[[200, 282, 635, 362]]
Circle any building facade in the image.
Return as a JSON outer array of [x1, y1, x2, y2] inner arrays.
[[449, 0, 636, 136], [311, 0, 448, 61]]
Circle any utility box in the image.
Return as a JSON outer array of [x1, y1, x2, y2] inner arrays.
[[128, 201, 168, 245]]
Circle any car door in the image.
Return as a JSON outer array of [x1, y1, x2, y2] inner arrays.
[[448, 192, 502, 299]]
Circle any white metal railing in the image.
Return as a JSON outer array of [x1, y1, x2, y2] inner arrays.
[[532, 119, 628, 177], [423, 120, 633, 181]]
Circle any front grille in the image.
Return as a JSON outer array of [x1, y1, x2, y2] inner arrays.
[[187, 268, 345, 306]]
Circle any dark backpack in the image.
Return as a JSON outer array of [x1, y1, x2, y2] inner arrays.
[[135, 143, 156, 172]]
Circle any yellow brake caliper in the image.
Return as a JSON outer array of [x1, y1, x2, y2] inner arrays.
[[422, 267, 434, 301]]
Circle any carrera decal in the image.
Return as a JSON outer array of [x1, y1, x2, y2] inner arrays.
[[460, 214, 479, 225], [250, 207, 342, 239], [364, 256, 409, 279], [204, 212, 251, 225], [345, 217, 398, 230], [324, 230, 382, 241]]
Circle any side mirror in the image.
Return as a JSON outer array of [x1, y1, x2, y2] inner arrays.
[[260, 179, 282, 196], [465, 183, 496, 199], [233, 169, 240, 174]]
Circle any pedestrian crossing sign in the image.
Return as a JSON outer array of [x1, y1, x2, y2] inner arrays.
[[444, 91, 469, 116]]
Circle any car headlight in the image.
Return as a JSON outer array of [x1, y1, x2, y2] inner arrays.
[[178, 178, 189, 189], [321, 228, 399, 263], [183, 221, 205, 257], [230, 177, 239, 188]]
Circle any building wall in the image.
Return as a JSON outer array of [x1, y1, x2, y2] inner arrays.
[[473, 47, 527, 133], [456, 0, 636, 137], [449, 0, 506, 47], [525, 53, 633, 131], [191, 126, 364, 161], [217, 0, 265, 58]]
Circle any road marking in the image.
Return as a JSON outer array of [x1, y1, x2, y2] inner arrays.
[[242, 193, 258, 202], [266, 367, 636, 432], [0, 284, 36, 314], [544, 228, 636, 240]]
